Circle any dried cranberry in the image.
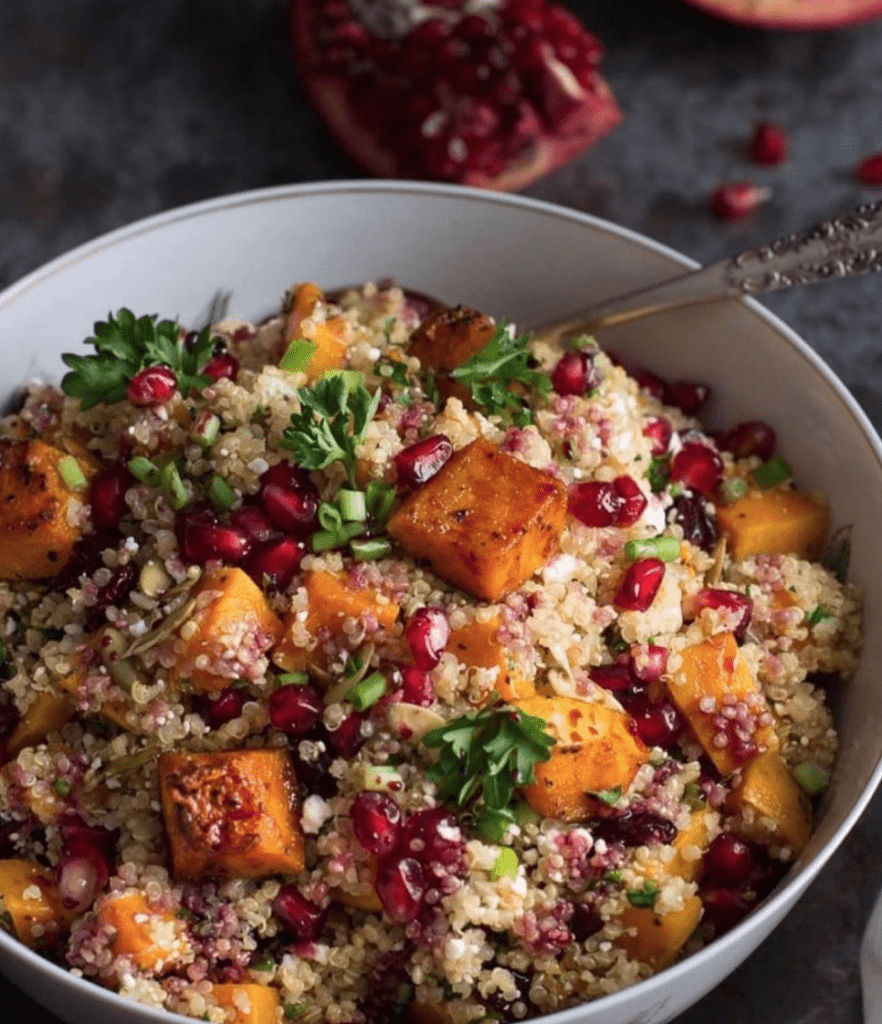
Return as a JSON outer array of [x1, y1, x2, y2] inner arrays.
[[127, 365, 178, 406], [644, 417, 672, 456], [350, 791, 402, 856], [199, 687, 245, 728], [273, 884, 327, 940], [484, 966, 535, 1019], [551, 350, 598, 396], [52, 532, 120, 591], [672, 490, 717, 553], [89, 463, 134, 531], [720, 421, 776, 462], [394, 435, 453, 489], [84, 563, 138, 633], [259, 462, 320, 536], [570, 903, 603, 943], [174, 502, 252, 565], [243, 536, 306, 591], [749, 121, 788, 166], [614, 558, 665, 612], [705, 833, 755, 884], [269, 682, 323, 736], [290, 732, 337, 798], [375, 856, 426, 923], [670, 442, 723, 496], [202, 352, 240, 382], [405, 607, 450, 671], [664, 381, 710, 416], [594, 809, 676, 847], [693, 588, 753, 641]]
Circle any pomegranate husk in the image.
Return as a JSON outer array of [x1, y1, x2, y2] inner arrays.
[[287, 0, 623, 191], [680, 0, 882, 29]]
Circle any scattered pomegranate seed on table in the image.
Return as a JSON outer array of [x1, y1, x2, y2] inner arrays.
[[709, 181, 771, 221], [856, 152, 882, 186], [748, 121, 788, 165]]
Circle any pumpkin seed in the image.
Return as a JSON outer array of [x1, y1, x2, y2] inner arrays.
[[124, 596, 198, 659], [139, 560, 173, 598]]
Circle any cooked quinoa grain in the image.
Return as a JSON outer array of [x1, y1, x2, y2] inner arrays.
[[0, 282, 860, 1024]]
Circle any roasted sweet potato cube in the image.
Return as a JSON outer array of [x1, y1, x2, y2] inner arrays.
[[0, 859, 75, 949], [57, 666, 133, 731], [668, 809, 713, 883], [6, 690, 75, 757], [407, 306, 497, 406], [172, 567, 284, 692], [158, 748, 305, 881], [408, 1003, 456, 1024], [617, 894, 702, 969], [0, 439, 95, 580], [387, 438, 567, 601], [212, 983, 281, 1024], [725, 750, 812, 855], [281, 282, 347, 382], [447, 617, 535, 702], [715, 487, 829, 560], [274, 569, 400, 673], [518, 695, 648, 822], [667, 632, 779, 776], [98, 889, 192, 972]]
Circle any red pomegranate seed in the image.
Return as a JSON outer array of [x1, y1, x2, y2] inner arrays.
[[326, 710, 367, 758], [174, 502, 252, 565], [670, 442, 723, 496], [243, 536, 306, 591], [273, 884, 327, 940], [56, 817, 116, 912], [702, 887, 753, 935], [706, 833, 755, 884], [693, 588, 754, 641], [395, 434, 454, 489], [710, 181, 771, 221], [397, 665, 435, 707], [720, 421, 776, 462], [405, 607, 450, 671], [269, 682, 323, 736], [551, 350, 598, 396], [259, 462, 320, 535], [614, 558, 665, 612], [664, 381, 710, 416], [613, 475, 647, 526], [200, 687, 246, 728], [643, 417, 672, 456], [127, 366, 178, 406], [630, 644, 668, 683], [375, 856, 426, 923], [749, 121, 788, 166], [590, 662, 638, 692], [89, 463, 134, 531], [631, 368, 666, 401], [398, 806, 467, 887], [627, 697, 685, 748], [202, 352, 240, 382], [594, 809, 676, 847], [569, 481, 621, 527], [856, 152, 882, 186], [350, 791, 402, 856]]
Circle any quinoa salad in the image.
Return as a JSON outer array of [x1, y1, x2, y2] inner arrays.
[[0, 281, 861, 1024]]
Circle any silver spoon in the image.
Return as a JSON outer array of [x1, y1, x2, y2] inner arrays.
[[530, 199, 882, 345]]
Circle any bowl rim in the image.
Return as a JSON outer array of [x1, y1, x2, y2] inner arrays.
[[1, 177, 880, 1024]]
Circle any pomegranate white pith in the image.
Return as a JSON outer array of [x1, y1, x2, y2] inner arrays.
[[288, 0, 622, 190], [681, 0, 882, 28]]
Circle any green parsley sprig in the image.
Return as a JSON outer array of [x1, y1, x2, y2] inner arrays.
[[61, 309, 216, 410], [449, 323, 550, 426], [423, 702, 556, 841]]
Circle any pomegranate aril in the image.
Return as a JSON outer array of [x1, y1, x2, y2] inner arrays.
[[630, 644, 668, 683], [672, 491, 718, 553], [705, 833, 754, 884], [749, 121, 788, 166], [569, 480, 621, 527], [399, 806, 466, 870], [710, 181, 771, 221], [395, 434, 453, 489], [200, 686, 245, 728], [693, 588, 754, 641], [644, 417, 672, 456], [175, 502, 251, 565], [631, 368, 666, 401], [269, 682, 323, 736], [375, 856, 426, 923], [259, 462, 319, 535], [701, 886, 753, 935], [670, 442, 723, 496], [243, 536, 306, 591], [56, 847, 108, 912], [664, 381, 710, 416], [551, 350, 598, 396], [628, 698, 685, 748], [405, 607, 450, 671], [202, 352, 240, 382], [350, 791, 402, 856], [720, 420, 776, 461], [397, 665, 435, 707], [127, 365, 178, 406], [614, 558, 665, 612], [613, 475, 646, 526], [273, 884, 327, 940], [89, 464, 134, 531], [230, 503, 283, 544], [856, 152, 882, 186], [590, 662, 638, 693], [326, 710, 367, 758]]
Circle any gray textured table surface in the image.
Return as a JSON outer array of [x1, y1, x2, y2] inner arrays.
[[1, 0, 880, 1021]]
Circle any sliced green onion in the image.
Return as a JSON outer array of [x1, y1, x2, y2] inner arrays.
[[753, 457, 791, 489], [57, 455, 87, 491], [347, 670, 387, 711], [806, 605, 832, 628], [208, 474, 236, 513], [624, 536, 680, 563], [350, 537, 392, 561], [277, 672, 309, 686], [250, 955, 275, 972], [318, 501, 343, 532], [491, 847, 519, 881], [191, 410, 221, 450], [161, 462, 190, 511], [53, 778, 72, 796], [283, 1004, 308, 1021], [792, 761, 830, 796], [127, 455, 158, 483], [719, 477, 748, 505], [337, 488, 367, 522], [366, 480, 396, 524], [311, 522, 364, 553], [279, 338, 317, 374]]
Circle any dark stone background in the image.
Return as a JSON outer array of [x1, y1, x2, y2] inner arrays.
[[1, 1, 880, 1021]]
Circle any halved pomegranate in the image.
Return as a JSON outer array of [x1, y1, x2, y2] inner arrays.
[[678, 0, 882, 29], [288, 0, 622, 191]]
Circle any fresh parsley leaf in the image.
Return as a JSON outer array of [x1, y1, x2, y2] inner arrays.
[[589, 786, 622, 806], [280, 371, 381, 488], [61, 309, 214, 410], [449, 323, 550, 424], [626, 880, 660, 909], [376, 357, 410, 388], [806, 605, 833, 627], [423, 702, 556, 836]]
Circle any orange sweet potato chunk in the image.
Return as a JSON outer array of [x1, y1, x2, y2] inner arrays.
[[407, 306, 497, 406], [0, 439, 95, 580], [281, 282, 347, 382], [667, 632, 779, 776], [447, 617, 535, 701], [725, 750, 812, 855], [212, 983, 280, 1024], [617, 894, 702, 969], [99, 889, 191, 973], [274, 569, 400, 673], [407, 1003, 456, 1024], [518, 695, 648, 823], [715, 487, 829, 561], [387, 438, 567, 601], [6, 691, 75, 757], [0, 859, 75, 949], [158, 748, 305, 881], [172, 567, 284, 692]]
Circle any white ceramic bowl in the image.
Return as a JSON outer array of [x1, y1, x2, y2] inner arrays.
[[1, 181, 880, 1024]]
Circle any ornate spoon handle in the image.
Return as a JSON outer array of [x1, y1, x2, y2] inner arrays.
[[530, 199, 882, 343]]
